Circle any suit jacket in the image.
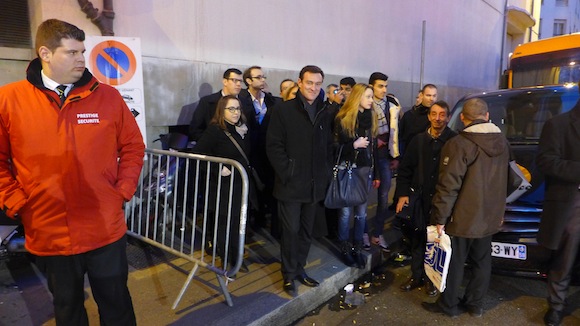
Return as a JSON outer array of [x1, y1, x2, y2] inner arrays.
[[238, 89, 279, 186], [188, 91, 223, 141], [536, 100, 580, 250]]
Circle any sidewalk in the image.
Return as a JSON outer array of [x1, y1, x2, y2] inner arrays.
[[0, 216, 401, 326]]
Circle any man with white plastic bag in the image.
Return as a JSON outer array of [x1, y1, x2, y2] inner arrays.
[[422, 98, 510, 318], [424, 225, 452, 292]]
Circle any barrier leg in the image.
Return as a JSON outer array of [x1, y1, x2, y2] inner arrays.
[[172, 263, 200, 310], [216, 274, 234, 307]]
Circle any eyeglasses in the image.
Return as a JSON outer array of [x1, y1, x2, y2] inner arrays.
[[226, 78, 243, 84], [250, 75, 267, 80], [225, 106, 241, 113]]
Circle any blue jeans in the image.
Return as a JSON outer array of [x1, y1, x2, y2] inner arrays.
[[372, 157, 392, 237], [338, 203, 367, 243]]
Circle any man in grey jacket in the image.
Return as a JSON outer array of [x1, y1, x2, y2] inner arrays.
[[422, 98, 510, 318]]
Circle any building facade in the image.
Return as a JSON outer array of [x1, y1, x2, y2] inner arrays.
[[539, 0, 580, 38], [0, 0, 538, 147]]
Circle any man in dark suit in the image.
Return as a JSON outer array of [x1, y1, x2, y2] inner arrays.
[[266, 65, 333, 296], [188, 68, 243, 141], [536, 85, 580, 326], [239, 66, 279, 234]]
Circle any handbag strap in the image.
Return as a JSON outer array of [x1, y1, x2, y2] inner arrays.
[[334, 144, 344, 166], [224, 130, 251, 166]]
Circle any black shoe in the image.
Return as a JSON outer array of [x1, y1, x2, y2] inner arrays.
[[421, 301, 462, 318], [467, 306, 483, 317], [543, 308, 562, 326], [340, 241, 356, 267], [400, 278, 424, 292], [283, 279, 296, 296], [352, 242, 366, 269], [425, 280, 438, 297], [296, 273, 319, 287]]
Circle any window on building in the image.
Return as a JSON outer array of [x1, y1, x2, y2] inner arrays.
[[556, 0, 568, 6], [554, 19, 567, 36], [0, 0, 31, 48]]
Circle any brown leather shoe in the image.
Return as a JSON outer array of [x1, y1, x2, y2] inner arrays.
[[400, 278, 424, 292]]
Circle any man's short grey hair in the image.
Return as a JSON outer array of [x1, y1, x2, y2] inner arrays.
[[463, 98, 488, 120]]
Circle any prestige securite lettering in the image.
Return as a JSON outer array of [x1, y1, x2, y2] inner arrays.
[[77, 113, 100, 124]]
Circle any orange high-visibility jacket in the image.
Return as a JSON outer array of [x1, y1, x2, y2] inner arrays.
[[0, 58, 145, 256]]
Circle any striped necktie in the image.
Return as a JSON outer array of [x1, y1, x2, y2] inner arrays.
[[56, 85, 67, 104]]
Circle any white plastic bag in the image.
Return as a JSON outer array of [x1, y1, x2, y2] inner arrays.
[[424, 225, 452, 292]]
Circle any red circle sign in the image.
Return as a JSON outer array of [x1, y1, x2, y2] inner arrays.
[[89, 40, 137, 86]]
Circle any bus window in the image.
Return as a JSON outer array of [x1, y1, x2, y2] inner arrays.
[[508, 34, 580, 88]]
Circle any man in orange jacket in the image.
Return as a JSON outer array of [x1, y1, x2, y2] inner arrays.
[[0, 19, 144, 325]]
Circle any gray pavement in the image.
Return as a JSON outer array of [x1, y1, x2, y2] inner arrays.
[[3, 185, 580, 326], [0, 223, 395, 326], [296, 261, 580, 326], [3, 222, 580, 326]]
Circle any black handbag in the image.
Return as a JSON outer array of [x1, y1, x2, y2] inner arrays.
[[324, 145, 372, 209]]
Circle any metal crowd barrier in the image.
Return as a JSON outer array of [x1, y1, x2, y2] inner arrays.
[[124, 148, 249, 308]]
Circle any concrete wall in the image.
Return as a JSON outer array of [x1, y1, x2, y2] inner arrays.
[[1, 0, 509, 147]]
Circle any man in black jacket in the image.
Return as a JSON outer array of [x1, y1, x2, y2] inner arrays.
[[188, 68, 243, 141], [395, 100, 456, 297], [266, 65, 333, 296], [399, 84, 437, 156], [536, 89, 580, 326], [239, 66, 279, 234]]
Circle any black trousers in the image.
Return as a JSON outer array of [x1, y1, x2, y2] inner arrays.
[[438, 235, 492, 311], [547, 193, 580, 312], [35, 235, 136, 326], [410, 227, 427, 280], [278, 200, 317, 280]]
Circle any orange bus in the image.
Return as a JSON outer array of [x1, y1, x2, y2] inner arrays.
[[507, 33, 580, 88]]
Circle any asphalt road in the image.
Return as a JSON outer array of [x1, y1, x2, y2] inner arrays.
[[294, 260, 580, 326]]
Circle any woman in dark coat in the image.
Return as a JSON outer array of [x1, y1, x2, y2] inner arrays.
[[194, 95, 253, 272], [333, 83, 380, 268]]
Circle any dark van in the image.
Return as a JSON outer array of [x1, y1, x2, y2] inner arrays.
[[447, 84, 580, 278]]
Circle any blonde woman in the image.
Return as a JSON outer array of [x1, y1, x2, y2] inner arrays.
[[333, 83, 380, 268]]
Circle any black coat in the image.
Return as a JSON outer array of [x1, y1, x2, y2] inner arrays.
[[333, 109, 379, 179], [537, 101, 580, 250], [395, 127, 457, 217], [188, 91, 223, 141], [193, 123, 252, 214], [399, 104, 430, 156], [266, 91, 333, 203]]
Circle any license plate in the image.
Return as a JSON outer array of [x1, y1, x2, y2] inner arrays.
[[491, 242, 527, 260]]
